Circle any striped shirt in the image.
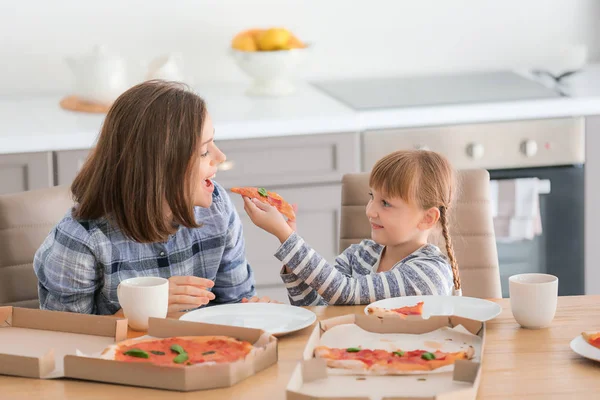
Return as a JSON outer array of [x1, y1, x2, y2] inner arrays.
[[277, 232, 453, 306], [33, 182, 256, 315]]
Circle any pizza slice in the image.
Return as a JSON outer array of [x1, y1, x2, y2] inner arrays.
[[582, 332, 600, 349], [231, 187, 295, 221], [367, 301, 425, 319], [100, 336, 254, 367], [314, 345, 474, 374]]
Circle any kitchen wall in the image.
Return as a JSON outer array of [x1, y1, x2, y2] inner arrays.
[[1, 0, 599, 95]]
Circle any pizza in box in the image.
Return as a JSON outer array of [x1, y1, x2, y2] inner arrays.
[[313, 323, 481, 375], [100, 336, 255, 367]]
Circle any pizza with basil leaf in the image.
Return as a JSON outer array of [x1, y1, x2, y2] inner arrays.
[[101, 336, 254, 367], [315, 345, 474, 373], [231, 187, 295, 221]]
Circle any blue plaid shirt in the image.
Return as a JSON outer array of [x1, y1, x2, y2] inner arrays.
[[33, 182, 256, 315]]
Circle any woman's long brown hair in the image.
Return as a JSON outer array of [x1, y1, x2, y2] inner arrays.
[[369, 150, 461, 293], [71, 80, 207, 243]]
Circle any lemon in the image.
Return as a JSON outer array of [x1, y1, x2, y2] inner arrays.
[[257, 28, 292, 51], [231, 29, 264, 51], [232, 33, 257, 51], [281, 34, 305, 50]]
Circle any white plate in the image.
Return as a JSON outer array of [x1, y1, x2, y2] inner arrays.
[[570, 335, 600, 362], [365, 295, 502, 322], [179, 303, 317, 336]]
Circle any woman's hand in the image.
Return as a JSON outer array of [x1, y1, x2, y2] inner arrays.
[[243, 197, 296, 243], [168, 276, 215, 313], [242, 296, 281, 304]]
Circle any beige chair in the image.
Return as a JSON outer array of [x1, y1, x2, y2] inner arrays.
[[0, 186, 73, 308], [340, 169, 502, 299]]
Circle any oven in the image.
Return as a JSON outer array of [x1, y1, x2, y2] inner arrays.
[[489, 165, 584, 297], [361, 117, 586, 297]]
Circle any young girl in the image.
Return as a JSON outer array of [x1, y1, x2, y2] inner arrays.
[[243, 149, 460, 306], [34, 80, 259, 315]]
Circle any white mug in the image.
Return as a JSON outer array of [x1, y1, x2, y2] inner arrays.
[[117, 277, 169, 331], [509, 273, 558, 329]]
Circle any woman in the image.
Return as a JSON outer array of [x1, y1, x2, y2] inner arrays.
[[33, 80, 261, 315]]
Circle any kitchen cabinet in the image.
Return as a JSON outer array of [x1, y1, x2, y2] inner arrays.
[[55, 149, 92, 186], [215, 132, 359, 187], [229, 184, 342, 304], [49, 132, 360, 188], [0, 152, 53, 194]]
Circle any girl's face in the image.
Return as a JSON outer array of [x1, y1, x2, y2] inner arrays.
[[365, 188, 438, 246], [192, 113, 226, 207]]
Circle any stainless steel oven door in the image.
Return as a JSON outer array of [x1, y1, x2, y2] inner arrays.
[[489, 165, 585, 297]]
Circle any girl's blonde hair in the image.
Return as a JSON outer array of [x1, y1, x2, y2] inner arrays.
[[369, 150, 460, 293]]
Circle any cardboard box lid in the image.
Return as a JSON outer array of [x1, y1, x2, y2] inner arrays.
[[319, 314, 483, 336], [0, 306, 127, 379]]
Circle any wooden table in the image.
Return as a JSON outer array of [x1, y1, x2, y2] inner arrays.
[[2, 296, 600, 399]]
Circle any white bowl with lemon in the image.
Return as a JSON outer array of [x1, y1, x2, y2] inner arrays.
[[230, 28, 310, 97]]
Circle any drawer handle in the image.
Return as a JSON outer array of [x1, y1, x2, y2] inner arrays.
[[218, 161, 235, 172]]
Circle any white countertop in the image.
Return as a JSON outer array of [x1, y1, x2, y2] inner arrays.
[[0, 83, 358, 154], [1, 66, 600, 155]]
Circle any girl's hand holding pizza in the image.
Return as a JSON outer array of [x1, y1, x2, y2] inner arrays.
[[243, 197, 296, 243]]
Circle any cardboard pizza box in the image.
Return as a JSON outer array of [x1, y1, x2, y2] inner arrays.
[[63, 316, 278, 391], [0, 306, 278, 392], [0, 306, 127, 379], [286, 313, 485, 400]]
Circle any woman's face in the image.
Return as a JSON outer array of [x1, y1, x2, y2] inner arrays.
[[192, 113, 226, 207]]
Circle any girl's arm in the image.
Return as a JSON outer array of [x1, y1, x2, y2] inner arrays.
[[241, 196, 451, 305], [280, 250, 354, 306], [281, 271, 327, 306], [275, 233, 452, 304]]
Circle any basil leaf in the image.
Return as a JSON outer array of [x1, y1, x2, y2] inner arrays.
[[393, 351, 404, 357], [258, 187, 268, 197], [202, 351, 216, 355], [170, 344, 185, 354], [123, 349, 149, 359], [421, 352, 436, 360], [346, 347, 361, 353], [150, 350, 165, 356], [173, 353, 189, 364]]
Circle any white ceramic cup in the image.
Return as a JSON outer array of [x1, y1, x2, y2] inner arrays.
[[509, 273, 558, 329], [117, 277, 169, 331]]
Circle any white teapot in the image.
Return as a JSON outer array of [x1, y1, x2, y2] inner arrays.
[[66, 45, 129, 105], [146, 53, 185, 82]]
